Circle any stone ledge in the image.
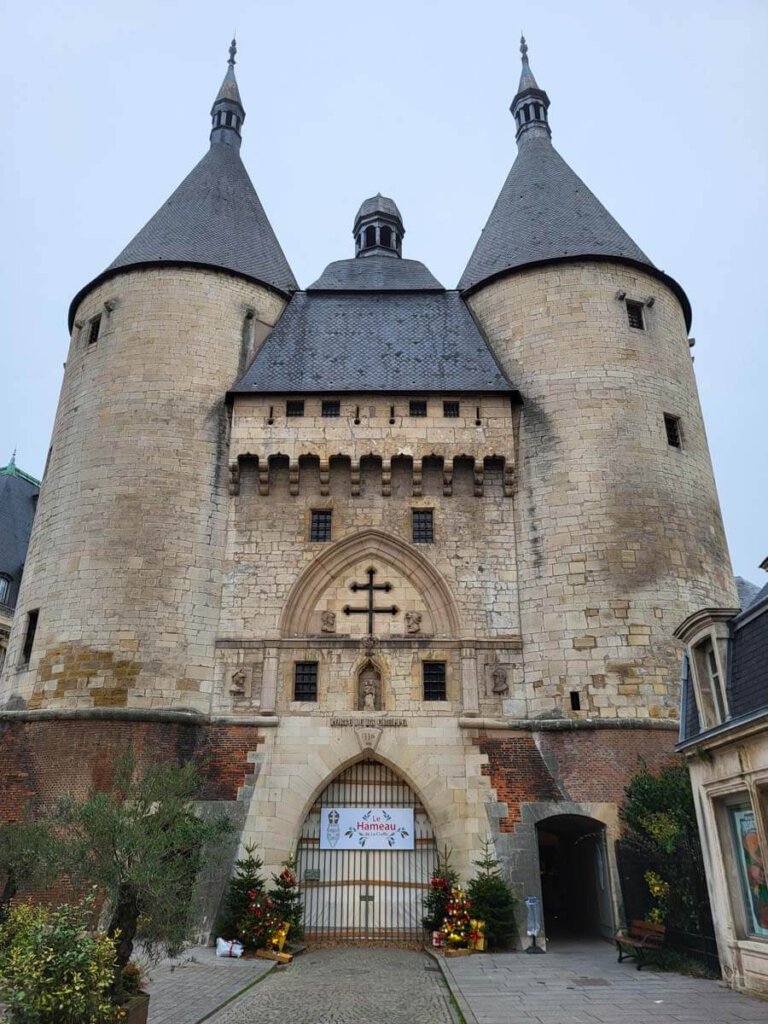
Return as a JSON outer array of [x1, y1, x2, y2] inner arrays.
[[458, 716, 678, 731], [0, 707, 280, 727]]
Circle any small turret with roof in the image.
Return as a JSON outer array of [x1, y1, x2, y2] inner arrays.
[[69, 40, 296, 325], [459, 37, 689, 325]]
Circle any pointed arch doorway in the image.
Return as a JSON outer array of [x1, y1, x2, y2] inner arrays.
[[296, 760, 438, 942]]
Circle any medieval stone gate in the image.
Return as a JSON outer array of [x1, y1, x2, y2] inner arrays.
[[296, 759, 438, 941]]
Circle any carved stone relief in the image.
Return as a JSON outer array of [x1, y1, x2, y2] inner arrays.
[[357, 662, 382, 712]]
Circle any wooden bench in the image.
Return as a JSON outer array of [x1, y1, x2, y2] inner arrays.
[[615, 919, 665, 970]]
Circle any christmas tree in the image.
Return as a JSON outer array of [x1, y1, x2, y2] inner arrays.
[[215, 842, 265, 941], [440, 886, 472, 948], [467, 838, 517, 949], [423, 846, 459, 931], [268, 856, 304, 940]]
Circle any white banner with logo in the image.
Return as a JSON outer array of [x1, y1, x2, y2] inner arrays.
[[320, 807, 414, 850]]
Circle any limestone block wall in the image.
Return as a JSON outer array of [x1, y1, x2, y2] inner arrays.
[[1, 268, 285, 711], [468, 262, 737, 721]]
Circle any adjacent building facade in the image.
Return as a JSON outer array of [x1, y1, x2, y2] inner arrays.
[[676, 576, 768, 994], [0, 39, 738, 945], [0, 455, 39, 676]]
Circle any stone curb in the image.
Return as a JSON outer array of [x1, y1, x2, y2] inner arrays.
[[424, 947, 480, 1024]]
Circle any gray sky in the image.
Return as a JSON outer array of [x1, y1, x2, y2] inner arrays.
[[1, 0, 766, 582]]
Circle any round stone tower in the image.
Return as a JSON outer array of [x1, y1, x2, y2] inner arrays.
[[1, 42, 296, 712], [460, 39, 737, 724]]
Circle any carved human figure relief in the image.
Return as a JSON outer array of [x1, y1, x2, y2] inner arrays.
[[321, 610, 337, 634], [358, 663, 382, 712], [491, 662, 509, 696], [229, 667, 248, 697], [405, 611, 422, 634]]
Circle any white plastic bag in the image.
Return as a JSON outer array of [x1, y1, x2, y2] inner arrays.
[[216, 937, 244, 958]]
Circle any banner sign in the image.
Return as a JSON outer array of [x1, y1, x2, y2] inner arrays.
[[320, 807, 414, 850]]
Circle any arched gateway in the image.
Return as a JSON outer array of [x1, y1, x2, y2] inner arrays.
[[296, 759, 438, 941]]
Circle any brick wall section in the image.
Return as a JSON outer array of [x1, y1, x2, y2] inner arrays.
[[0, 719, 263, 822], [476, 733, 562, 831], [476, 728, 677, 832]]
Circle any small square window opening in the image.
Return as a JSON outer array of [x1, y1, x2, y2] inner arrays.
[[664, 414, 681, 448], [409, 400, 427, 417], [322, 400, 340, 418], [443, 401, 460, 418], [423, 661, 447, 701], [88, 315, 102, 345], [286, 400, 305, 417], [294, 661, 318, 702], [626, 301, 645, 330], [310, 510, 333, 542], [412, 509, 434, 544], [570, 690, 581, 711]]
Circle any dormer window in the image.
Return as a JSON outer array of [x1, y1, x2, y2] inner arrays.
[[692, 635, 728, 728]]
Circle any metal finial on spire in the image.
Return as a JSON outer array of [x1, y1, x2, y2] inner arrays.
[[10, 449, 16, 466], [228, 38, 237, 66], [520, 34, 528, 62]]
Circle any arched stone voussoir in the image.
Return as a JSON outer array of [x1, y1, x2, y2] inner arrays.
[[278, 527, 461, 637]]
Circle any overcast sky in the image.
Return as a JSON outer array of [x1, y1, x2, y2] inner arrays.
[[1, 0, 766, 582]]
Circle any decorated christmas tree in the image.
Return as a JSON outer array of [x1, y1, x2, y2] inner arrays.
[[423, 846, 459, 932], [440, 886, 473, 949], [215, 842, 265, 941], [467, 838, 517, 949], [268, 856, 304, 940]]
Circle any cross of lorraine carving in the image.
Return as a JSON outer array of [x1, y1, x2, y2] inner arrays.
[[343, 567, 399, 635]]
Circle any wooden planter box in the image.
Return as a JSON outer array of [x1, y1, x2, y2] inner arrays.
[[121, 993, 150, 1024]]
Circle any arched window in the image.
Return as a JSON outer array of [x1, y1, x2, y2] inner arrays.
[[364, 225, 376, 248], [380, 225, 393, 248], [0, 574, 11, 604]]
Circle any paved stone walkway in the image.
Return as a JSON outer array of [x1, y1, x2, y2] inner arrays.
[[145, 947, 273, 1024], [209, 948, 455, 1024], [441, 939, 768, 1024]]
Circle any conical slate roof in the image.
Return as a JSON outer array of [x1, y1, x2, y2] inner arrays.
[[458, 135, 653, 292], [106, 143, 297, 294], [69, 43, 296, 325], [459, 39, 672, 302]]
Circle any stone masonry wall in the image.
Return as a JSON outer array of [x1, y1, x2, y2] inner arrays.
[[468, 262, 737, 722], [0, 268, 286, 712]]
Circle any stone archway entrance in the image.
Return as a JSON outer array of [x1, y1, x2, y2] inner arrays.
[[296, 759, 438, 942], [536, 814, 614, 941]]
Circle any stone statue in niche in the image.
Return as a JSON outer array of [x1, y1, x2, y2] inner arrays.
[[358, 663, 382, 712], [491, 663, 509, 696], [405, 611, 422, 634], [321, 610, 336, 634]]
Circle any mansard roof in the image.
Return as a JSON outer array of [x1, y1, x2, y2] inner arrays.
[[231, 290, 513, 395], [0, 456, 40, 609]]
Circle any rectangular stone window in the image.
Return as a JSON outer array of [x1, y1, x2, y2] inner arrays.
[[294, 661, 318, 702], [443, 401, 460, 418], [87, 315, 102, 345], [310, 509, 333, 542], [626, 301, 645, 330], [321, 400, 340, 418], [412, 509, 434, 544], [286, 400, 305, 417], [664, 414, 681, 448], [409, 400, 427, 417], [423, 661, 447, 701], [21, 609, 39, 666]]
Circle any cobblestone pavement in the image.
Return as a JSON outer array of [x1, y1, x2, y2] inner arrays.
[[146, 946, 273, 1024], [442, 939, 768, 1024], [209, 948, 455, 1024]]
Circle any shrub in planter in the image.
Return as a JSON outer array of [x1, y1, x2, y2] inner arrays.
[[0, 897, 121, 1024]]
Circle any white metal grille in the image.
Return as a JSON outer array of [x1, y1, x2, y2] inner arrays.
[[296, 759, 437, 941]]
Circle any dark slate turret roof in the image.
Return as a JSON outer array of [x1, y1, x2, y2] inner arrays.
[[356, 195, 403, 223], [104, 144, 297, 294], [68, 43, 296, 326], [309, 256, 442, 291], [459, 38, 691, 329], [0, 456, 40, 611], [232, 290, 512, 394]]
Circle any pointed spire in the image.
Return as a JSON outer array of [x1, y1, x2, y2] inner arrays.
[[210, 38, 245, 148], [9, 450, 16, 468], [510, 35, 551, 143]]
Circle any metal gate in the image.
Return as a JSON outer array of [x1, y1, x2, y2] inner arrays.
[[296, 759, 437, 942]]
